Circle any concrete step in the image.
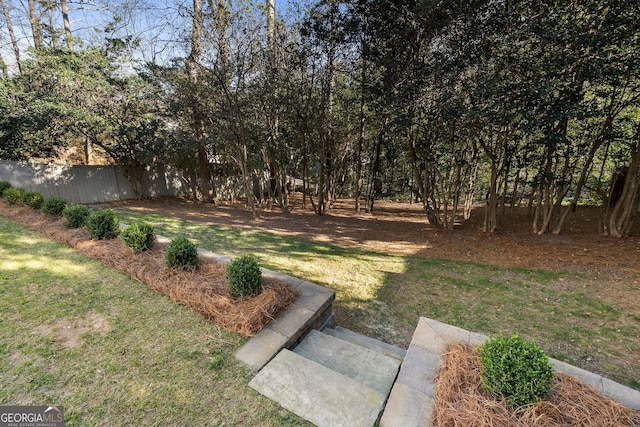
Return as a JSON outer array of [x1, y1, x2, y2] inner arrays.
[[249, 349, 385, 427], [293, 329, 401, 396], [324, 326, 406, 361]]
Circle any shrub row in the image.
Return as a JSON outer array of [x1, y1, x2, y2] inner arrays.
[[1, 185, 262, 297], [163, 235, 262, 296], [1, 185, 67, 217]]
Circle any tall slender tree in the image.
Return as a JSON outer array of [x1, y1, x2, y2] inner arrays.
[[1, 0, 21, 72], [28, 0, 43, 51], [187, 0, 214, 202], [61, 0, 73, 50]]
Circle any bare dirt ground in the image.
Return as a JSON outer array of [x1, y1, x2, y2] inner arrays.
[[108, 194, 640, 284]]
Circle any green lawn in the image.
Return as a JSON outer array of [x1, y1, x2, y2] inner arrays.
[[116, 210, 640, 390], [1, 208, 638, 426], [0, 217, 308, 426]]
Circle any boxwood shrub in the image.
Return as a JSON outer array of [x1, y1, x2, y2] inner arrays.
[[226, 255, 262, 297], [165, 235, 198, 268], [41, 196, 67, 216], [0, 181, 12, 197], [121, 222, 155, 253], [86, 209, 120, 240], [63, 204, 90, 228], [24, 192, 44, 210], [3, 187, 26, 205], [478, 334, 554, 408]]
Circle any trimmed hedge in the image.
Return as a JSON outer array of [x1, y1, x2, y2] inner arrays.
[[63, 204, 91, 228], [478, 334, 554, 408], [24, 192, 44, 210], [41, 196, 67, 216], [121, 222, 155, 253], [3, 188, 26, 205], [226, 255, 262, 297], [86, 209, 120, 240], [165, 235, 198, 268]]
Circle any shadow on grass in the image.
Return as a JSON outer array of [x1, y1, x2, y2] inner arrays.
[[116, 210, 640, 391], [0, 216, 310, 426]]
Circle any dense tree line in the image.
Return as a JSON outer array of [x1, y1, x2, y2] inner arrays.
[[1, 0, 639, 235]]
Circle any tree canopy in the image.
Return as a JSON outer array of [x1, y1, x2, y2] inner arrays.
[[1, 0, 639, 235]]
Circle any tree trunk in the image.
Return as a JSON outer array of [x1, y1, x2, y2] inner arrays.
[[1, 0, 21, 73], [120, 164, 146, 200], [423, 162, 442, 226], [61, 0, 73, 50], [463, 159, 478, 221], [484, 162, 499, 232], [302, 132, 309, 210], [266, 0, 275, 51], [84, 138, 93, 164], [316, 0, 338, 215], [354, 26, 367, 213], [605, 123, 640, 237], [367, 122, 384, 213], [47, 8, 58, 47], [355, 77, 364, 212], [407, 124, 441, 226], [239, 144, 256, 217], [264, 0, 287, 212], [188, 0, 213, 203], [532, 147, 552, 234], [28, 0, 42, 52]]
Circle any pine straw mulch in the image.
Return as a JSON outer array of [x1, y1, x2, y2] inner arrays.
[[0, 202, 299, 337], [434, 342, 640, 427]]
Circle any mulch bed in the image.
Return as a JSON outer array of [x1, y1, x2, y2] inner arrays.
[[0, 202, 299, 336], [434, 341, 640, 426]]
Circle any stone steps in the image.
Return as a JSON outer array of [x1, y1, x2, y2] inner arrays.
[[249, 327, 403, 427], [324, 326, 406, 362], [293, 329, 401, 396]]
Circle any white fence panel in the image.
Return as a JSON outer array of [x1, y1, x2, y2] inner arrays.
[[0, 160, 192, 204]]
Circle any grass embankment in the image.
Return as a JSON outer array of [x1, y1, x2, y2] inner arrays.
[[0, 217, 307, 426], [117, 210, 640, 390]]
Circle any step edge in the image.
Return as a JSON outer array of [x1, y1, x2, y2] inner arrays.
[[325, 326, 406, 361], [250, 349, 386, 427]]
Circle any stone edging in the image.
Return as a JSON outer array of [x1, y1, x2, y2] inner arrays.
[[155, 232, 336, 372], [379, 317, 640, 426], [234, 268, 336, 371], [158, 229, 638, 425]]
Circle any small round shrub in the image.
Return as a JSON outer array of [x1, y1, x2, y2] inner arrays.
[[41, 196, 67, 216], [86, 209, 120, 240], [478, 334, 554, 408], [24, 191, 44, 210], [121, 222, 155, 253], [165, 235, 198, 268], [3, 187, 26, 204], [0, 181, 12, 197], [63, 204, 90, 228], [226, 255, 262, 297]]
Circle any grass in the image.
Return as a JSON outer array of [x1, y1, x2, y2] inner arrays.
[[0, 217, 308, 426], [116, 210, 640, 390]]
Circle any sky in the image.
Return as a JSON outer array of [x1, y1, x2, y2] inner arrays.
[[0, 0, 301, 74]]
